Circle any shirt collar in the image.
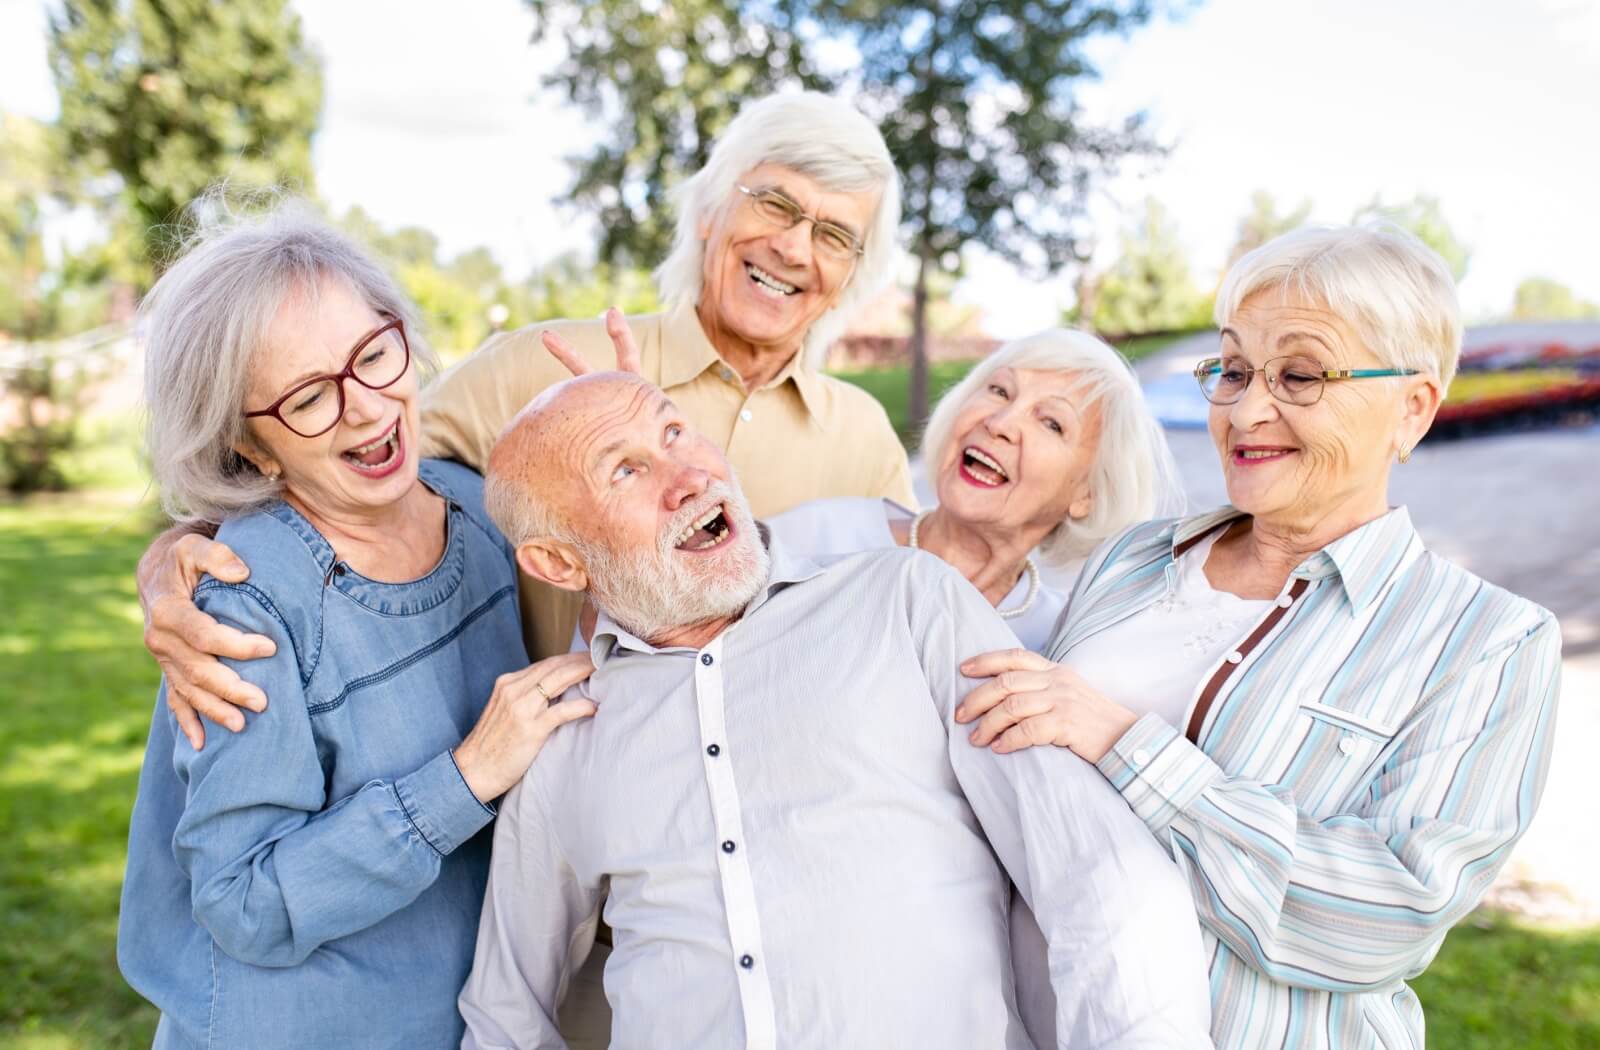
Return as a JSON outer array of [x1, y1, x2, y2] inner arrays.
[[657, 301, 825, 421], [590, 524, 825, 665], [1170, 504, 1425, 615]]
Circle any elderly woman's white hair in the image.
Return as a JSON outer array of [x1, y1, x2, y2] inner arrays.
[[141, 192, 438, 524], [655, 91, 902, 366], [920, 328, 1185, 567], [1216, 222, 1463, 389]]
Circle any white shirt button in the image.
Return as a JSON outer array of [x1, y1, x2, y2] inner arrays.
[[1131, 748, 1152, 767], [1276, 594, 1294, 609], [1338, 735, 1359, 756], [1225, 651, 1244, 664], [739, 408, 753, 422]]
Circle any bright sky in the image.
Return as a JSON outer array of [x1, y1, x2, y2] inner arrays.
[[4, 0, 1597, 333]]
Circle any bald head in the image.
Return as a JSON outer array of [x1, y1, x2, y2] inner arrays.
[[485, 371, 660, 545]]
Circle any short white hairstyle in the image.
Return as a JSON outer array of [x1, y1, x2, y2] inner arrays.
[[920, 328, 1186, 567], [1215, 223, 1463, 390], [655, 91, 902, 367], [141, 193, 437, 524]]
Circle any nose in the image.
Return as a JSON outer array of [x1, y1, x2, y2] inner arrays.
[[1227, 366, 1281, 432], [661, 460, 711, 513], [982, 401, 1022, 445], [768, 220, 814, 269], [341, 378, 387, 426]]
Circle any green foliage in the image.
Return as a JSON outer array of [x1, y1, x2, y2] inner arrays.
[[526, 0, 830, 267], [1512, 278, 1600, 321], [1227, 189, 1312, 266], [47, 0, 324, 272], [1090, 199, 1213, 336], [1353, 194, 1471, 281]]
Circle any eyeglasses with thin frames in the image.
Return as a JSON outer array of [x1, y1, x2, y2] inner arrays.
[[244, 315, 411, 438], [1194, 355, 1420, 407], [736, 184, 866, 262]]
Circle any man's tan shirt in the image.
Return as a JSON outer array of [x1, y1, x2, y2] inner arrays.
[[420, 304, 915, 659]]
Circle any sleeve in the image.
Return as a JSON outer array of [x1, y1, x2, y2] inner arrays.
[[459, 772, 602, 1050], [420, 327, 573, 471], [911, 561, 1213, 1049], [1095, 614, 1563, 992], [171, 583, 495, 968]]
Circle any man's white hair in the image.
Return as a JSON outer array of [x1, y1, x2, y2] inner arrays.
[[655, 91, 902, 367], [920, 328, 1186, 567], [1215, 223, 1463, 390]]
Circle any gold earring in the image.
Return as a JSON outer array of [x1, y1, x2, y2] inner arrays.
[[1398, 447, 1411, 464]]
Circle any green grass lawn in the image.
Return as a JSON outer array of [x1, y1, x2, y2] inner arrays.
[[3, 486, 1597, 1049]]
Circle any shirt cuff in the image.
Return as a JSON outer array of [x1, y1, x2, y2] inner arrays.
[[1095, 713, 1222, 836], [394, 750, 497, 857]]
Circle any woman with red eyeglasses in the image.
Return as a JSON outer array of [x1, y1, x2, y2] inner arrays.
[[118, 196, 594, 1049]]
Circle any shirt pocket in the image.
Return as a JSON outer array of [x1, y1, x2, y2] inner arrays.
[[1290, 701, 1401, 817]]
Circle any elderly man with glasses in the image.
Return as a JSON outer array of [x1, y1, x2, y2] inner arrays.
[[135, 90, 916, 742]]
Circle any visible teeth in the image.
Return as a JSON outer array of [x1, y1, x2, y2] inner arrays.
[[674, 505, 727, 548], [1239, 449, 1287, 459], [747, 264, 796, 294], [965, 447, 1007, 477], [350, 423, 397, 455]]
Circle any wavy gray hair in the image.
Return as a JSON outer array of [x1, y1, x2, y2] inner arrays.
[[920, 328, 1185, 567], [1216, 223, 1463, 390], [141, 193, 437, 524], [655, 91, 902, 367]]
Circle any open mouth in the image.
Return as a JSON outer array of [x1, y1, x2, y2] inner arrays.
[[673, 503, 734, 552], [342, 418, 404, 476], [958, 446, 1010, 488], [745, 262, 798, 299], [1232, 446, 1296, 465]]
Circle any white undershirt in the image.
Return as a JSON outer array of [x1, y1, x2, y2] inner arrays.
[[1060, 529, 1274, 733]]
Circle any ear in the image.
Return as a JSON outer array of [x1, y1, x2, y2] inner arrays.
[[1067, 487, 1094, 522], [231, 435, 282, 481], [515, 538, 590, 593], [1396, 373, 1443, 456]]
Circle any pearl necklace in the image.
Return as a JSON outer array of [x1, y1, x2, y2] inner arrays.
[[908, 511, 1041, 620]]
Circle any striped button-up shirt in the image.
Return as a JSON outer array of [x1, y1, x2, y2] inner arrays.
[[460, 539, 1212, 1049], [1048, 506, 1563, 1049]]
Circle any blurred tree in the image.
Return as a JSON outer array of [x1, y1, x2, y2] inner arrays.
[[1352, 194, 1470, 281], [0, 114, 61, 340], [47, 0, 323, 275], [1088, 198, 1211, 336], [525, 0, 1164, 431], [1511, 277, 1600, 321], [1227, 189, 1311, 265]]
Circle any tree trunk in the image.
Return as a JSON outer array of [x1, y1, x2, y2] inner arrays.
[[908, 246, 931, 437]]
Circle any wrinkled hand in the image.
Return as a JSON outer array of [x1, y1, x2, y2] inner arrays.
[[139, 528, 277, 750], [541, 306, 642, 377], [452, 653, 598, 803], [954, 648, 1139, 763]]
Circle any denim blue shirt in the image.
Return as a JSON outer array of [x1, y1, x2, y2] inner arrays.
[[119, 460, 526, 1050]]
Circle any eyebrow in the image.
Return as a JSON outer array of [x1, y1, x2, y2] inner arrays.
[[755, 181, 862, 241], [588, 395, 677, 474], [1275, 329, 1333, 353], [274, 323, 394, 392]]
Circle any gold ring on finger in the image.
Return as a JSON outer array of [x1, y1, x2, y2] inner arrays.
[[533, 681, 551, 702]]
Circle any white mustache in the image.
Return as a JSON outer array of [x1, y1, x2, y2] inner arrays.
[[656, 481, 736, 552]]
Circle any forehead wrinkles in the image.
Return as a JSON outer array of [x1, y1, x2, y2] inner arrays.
[[564, 383, 658, 466]]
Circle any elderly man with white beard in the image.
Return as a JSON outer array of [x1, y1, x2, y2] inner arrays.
[[458, 370, 1212, 1050]]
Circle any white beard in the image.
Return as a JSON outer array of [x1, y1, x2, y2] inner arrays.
[[578, 479, 770, 645]]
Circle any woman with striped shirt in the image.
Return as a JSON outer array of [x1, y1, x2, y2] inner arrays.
[[957, 224, 1562, 1049]]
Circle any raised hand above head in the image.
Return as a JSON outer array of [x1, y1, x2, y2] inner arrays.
[[540, 306, 643, 377]]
